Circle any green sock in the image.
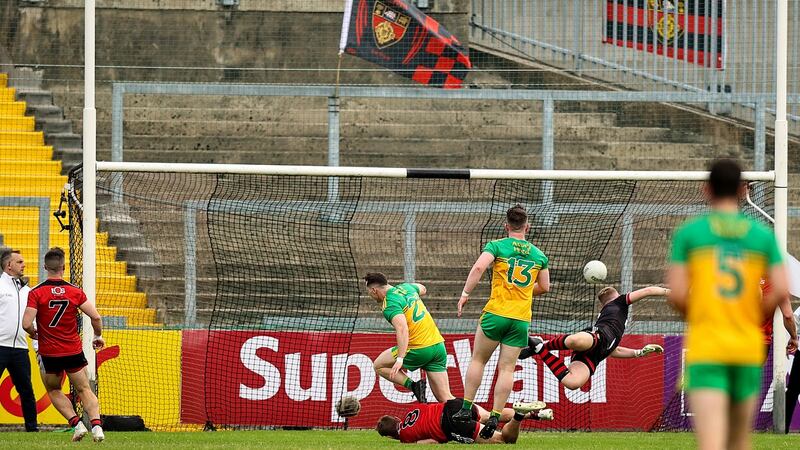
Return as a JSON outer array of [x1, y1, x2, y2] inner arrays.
[[461, 398, 473, 411], [490, 410, 502, 419], [403, 378, 413, 389]]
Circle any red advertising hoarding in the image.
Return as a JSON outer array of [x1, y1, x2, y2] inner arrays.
[[181, 331, 664, 430]]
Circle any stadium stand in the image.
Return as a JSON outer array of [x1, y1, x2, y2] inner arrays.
[[0, 71, 157, 327]]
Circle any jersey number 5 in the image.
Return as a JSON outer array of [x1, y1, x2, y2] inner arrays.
[[48, 299, 69, 327], [717, 251, 743, 299]]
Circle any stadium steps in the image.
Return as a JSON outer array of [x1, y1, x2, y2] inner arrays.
[[0, 72, 157, 327]]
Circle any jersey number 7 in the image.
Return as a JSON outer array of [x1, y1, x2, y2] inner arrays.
[[48, 299, 69, 327]]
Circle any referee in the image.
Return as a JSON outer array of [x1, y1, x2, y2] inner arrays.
[[0, 249, 38, 431]]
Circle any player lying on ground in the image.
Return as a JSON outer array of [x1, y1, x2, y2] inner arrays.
[[21, 247, 106, 442], [376, 398, 553, 444], [365, 272, 453, 403], [519, 285, 667, 390]]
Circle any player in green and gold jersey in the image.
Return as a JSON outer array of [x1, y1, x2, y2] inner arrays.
[[453, 205, 550, 438], [667, 159, 789, 450], [365, 272, 453, 404]]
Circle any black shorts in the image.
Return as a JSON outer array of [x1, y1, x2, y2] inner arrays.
[[40, 352, 87, 375], [441, 398, 481, 443], [571, 328, 620, 375]]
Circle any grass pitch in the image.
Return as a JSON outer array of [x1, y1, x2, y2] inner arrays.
[[2, 430, 798, 449]]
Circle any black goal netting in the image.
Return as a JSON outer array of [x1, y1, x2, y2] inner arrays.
[[66, 167, 775, 431]]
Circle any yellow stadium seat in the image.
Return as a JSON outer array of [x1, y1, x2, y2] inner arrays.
[[0, 73, 7, 87], [0, 144, 54, 160], [0, 88, 16, 102], [0, 115, 35, 132], [0, 131, 44, 145], [0, 160, 61, 174], [0, 101, 26, 116], [97, 292, 148, 309]]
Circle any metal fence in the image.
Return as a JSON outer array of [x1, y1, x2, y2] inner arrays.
[[470, 0, 800, 131]]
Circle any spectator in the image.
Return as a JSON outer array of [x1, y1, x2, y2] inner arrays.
[[0, 249, 38, 431]]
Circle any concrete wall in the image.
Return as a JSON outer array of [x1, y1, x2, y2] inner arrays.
[[8, 0, 470, 85]]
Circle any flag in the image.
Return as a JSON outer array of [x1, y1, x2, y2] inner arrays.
[[603, 0, 723, 69], [339, 0, 472, 89]]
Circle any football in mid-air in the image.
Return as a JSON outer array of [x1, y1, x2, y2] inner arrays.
[[335, 396, 361, 418], [583, 260, 607, 284]]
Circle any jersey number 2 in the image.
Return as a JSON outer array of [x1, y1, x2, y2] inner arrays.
[[48, 300, 69, 327]]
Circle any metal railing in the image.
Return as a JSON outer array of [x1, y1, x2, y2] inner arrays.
[[470, 0, 800, 128], [0, 197, 52, 282], [109, 82, 794, 202]]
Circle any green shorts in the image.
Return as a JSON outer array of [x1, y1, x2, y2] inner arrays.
[[479, 311, 530, 348], [686, 363, 762, 403], [391, 342, 448, 372]]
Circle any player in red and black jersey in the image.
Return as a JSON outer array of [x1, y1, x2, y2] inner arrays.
[[519, 286, 667, 390], [376, 398, 552, 444], [21, 247, 106, 442], [759, 279, 798, 357]]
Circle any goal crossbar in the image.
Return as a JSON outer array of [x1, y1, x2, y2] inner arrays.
[[95, 161, 775, 181]]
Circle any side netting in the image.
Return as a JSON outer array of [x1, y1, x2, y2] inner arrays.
[[68, 166, 775, 431]]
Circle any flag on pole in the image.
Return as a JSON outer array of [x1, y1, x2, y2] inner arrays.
[[339, 0, 472, 89]]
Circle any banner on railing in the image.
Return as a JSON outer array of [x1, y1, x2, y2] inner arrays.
[[181, 331, 666, 429], [603, 0, 724, 69]]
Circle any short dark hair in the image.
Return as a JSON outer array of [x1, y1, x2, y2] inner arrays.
[[506, 204, 528, 230], [708, 159, 742, 199], [363, 272, 388, 287], [376, 415, 400, 438], [0, 248, 19, 270], [44, 247, 66, 271]]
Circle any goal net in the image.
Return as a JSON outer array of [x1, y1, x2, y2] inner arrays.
[[66, 163, 774, 431]]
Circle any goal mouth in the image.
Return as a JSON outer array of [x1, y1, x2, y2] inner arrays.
[[66, 163, 776, 431]]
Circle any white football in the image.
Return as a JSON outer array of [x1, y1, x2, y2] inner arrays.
[[583, 260, 607, 284]]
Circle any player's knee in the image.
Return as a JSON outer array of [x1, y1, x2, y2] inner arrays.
[[562, 378, 584, 390]]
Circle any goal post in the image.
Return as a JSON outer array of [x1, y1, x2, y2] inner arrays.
[[69, 161, 781, 431]]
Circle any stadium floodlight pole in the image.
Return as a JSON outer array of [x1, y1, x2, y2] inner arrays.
[[772, 0, 789, 434], [82, 0, 98, 382]]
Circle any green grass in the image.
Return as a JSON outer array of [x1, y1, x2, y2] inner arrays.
[[2, 430, 798, 449]]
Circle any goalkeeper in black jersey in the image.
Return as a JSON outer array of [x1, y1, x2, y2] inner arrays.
[[519, 286, 666, 390]]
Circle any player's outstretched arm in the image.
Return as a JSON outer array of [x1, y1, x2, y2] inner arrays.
[[457, 252, 495, 318], [532, 268, 550, 296], [628, 286, 670, 304], [22, 307, 37, 339], [666, 265, 689, 317], [412, 283, 427, 297], [611, 344, 664, 359], [78, 300, 105, 349]]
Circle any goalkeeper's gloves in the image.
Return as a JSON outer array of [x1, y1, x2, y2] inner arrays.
[[634, 344, 664, 358]]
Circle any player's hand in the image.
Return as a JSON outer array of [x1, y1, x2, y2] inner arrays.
[[390, 358, 404, 378], [787, 337, 798, 355], [457, 295, 469, 318], [92, 335, 105, 350], [28, 330, 38, 340]]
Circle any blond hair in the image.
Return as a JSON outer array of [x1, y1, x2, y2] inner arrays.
[[597, 286, 618, 304]]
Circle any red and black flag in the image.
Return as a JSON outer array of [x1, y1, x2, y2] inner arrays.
[[340, 0, 472, 89], [603, 0, 723, 68]]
